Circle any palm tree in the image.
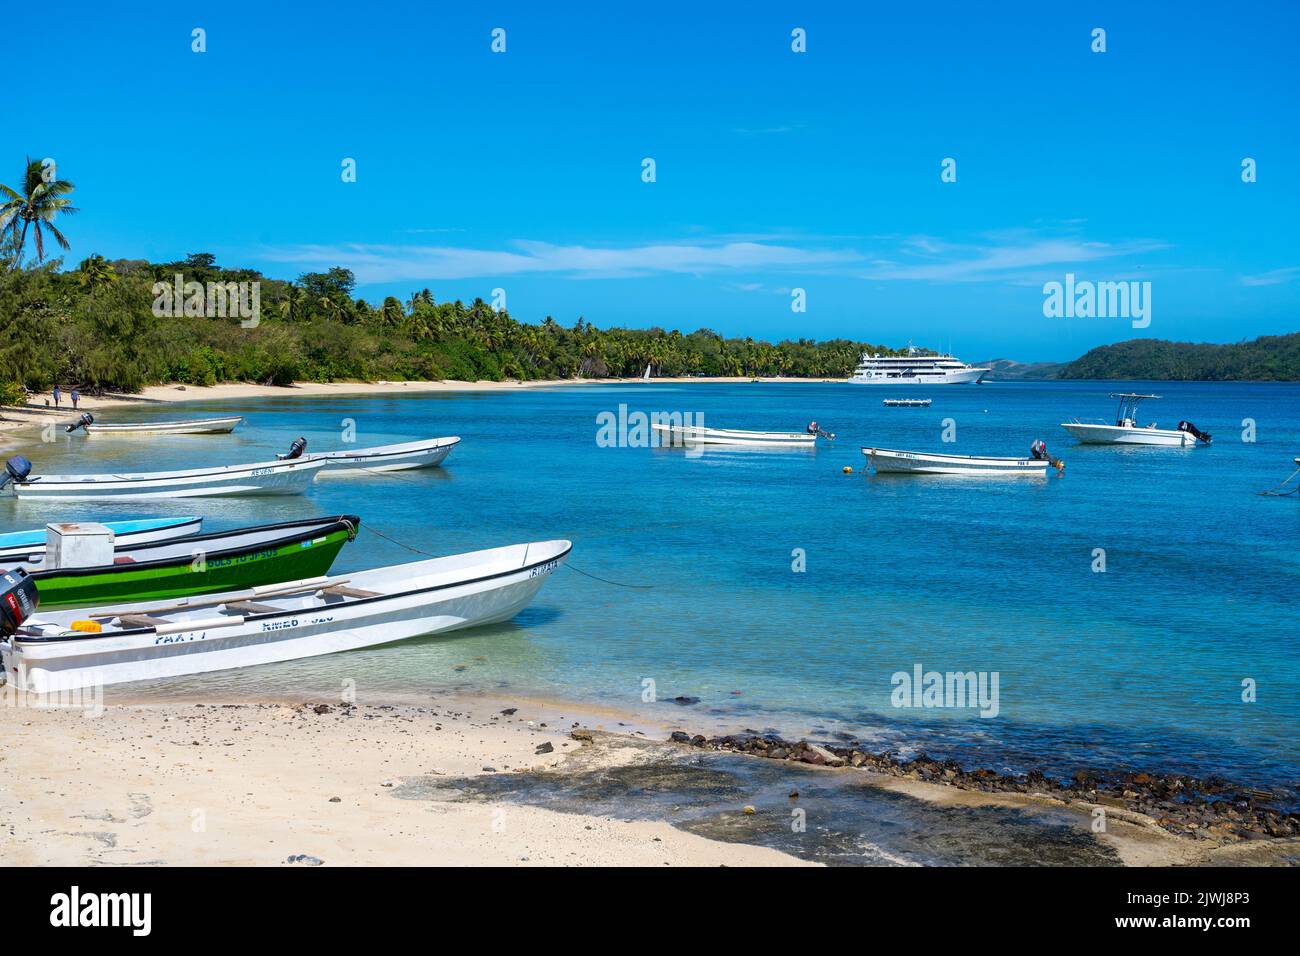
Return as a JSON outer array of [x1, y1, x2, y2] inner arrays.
[[278, 283, 304, 322], [77, 254, 117, 290], [0, 157, 78, 264]]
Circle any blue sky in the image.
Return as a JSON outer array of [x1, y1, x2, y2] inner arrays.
[[11, 0, 1299, 360]]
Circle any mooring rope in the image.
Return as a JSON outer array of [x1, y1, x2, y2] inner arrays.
[[1259, 466, 1300, 497]]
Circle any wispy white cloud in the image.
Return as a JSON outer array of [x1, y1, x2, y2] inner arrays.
[[261, 239, 860, 283], [1240, 266, 1300, 287], [864, 236, 1169, 283], [259, 231, 1169, 287]]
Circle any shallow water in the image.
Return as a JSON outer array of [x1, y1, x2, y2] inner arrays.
[[5, 380, 1298, 787]]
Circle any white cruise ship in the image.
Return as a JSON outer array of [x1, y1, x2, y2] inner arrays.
[[848, 344, 989, 385]]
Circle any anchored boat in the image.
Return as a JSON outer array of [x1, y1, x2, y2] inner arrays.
[[650, 423, 828, 447], [1, 454, 327, 501], [0, 538, 571, 693], [12, 515, 358, 609], [278, 436, 460, 474], [1061, 394, 1212, 446], [863, 443, 1063, 477], [66, 413, 243, 435], [0, 516, 202, 564], [882, 398, 932, 407]]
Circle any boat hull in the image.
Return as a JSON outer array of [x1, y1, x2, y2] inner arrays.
[[84, 417, 243, 436], [12, 459, 327, 501], [864, 447, 1049, 476], [0, 516, 202, 564], [3, 540, 569, 693], [1060, 423, 1197, 446], [27, 518, 357, 609], [312, 437, 459, 475], [650, 424, 815, 447], [850, 368, 987, 385]]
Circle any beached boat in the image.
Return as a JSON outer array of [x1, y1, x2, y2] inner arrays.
[[863, 446, 1058, 476], [2, 455, 327, 501], [13, 515, 358, 609], [0, 516, 203, 565], [66, 413, 243, 436], [882, 398, 932, 407], [1061, 394, 1211, 447], [284, 437, 460, 474], [650, 424, 818, 447], [0, 537, 571, 693]]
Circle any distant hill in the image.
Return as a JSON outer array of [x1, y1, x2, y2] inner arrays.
[[975, 358, 1063, 381], [1056, 333, 1300, 381]]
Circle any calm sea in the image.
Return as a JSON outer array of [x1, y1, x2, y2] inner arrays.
[[5, 380, 1298, 787]]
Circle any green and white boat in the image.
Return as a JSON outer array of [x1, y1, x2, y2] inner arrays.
[[12, 515, 359, 609]]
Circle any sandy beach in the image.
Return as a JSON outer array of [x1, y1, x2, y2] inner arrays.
[[0, 377, 830, 435], [2, 690, 1291, 867]]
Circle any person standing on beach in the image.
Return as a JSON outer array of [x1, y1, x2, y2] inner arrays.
[[53, 385, 61, 408], [71, 388, 80, 410]]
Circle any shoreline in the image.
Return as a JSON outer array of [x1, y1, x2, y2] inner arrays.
[[1, 686, 1294, 867]]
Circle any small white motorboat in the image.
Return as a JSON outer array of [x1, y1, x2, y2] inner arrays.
[[280, 437, 460, 474], [882, 398, 932, 407], [1061, 394, 1211, 446], [1, 454, 326, 501], [0, 516, 203, 564], [65, 413, 243, 436], [651, 424, 820, 447], [0, 538, 571, 693], [863, 445, 1062, 477]]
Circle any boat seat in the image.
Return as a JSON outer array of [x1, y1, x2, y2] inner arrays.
[[317, 584, 382, 599], [117, 614, 173, 628], [222, 601, 281, 615]]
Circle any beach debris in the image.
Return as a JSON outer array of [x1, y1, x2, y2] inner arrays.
[[742, 805, 756, 815], [535, 742, 554, 754], [312, 703, 333, 715], [482, 766, 497, 773], [381, 780, 394, 788], [500, 708, 518, 716], [286, 854, 324, 866], [570, 729, 594, 742], [328, 796, 341, 803], [671, 695, 700, 705]]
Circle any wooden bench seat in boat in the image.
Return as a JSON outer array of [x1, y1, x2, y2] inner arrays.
[[318, 584, 382, 599], [222, 601, 282, 615], [115, 614, 173, 628]]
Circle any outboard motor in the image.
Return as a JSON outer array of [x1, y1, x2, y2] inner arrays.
[[0, 568, 39, 637], [1030, 440, 1065, 473], [279, 437, 307, 461], [1178, 421, 1212, 444], [65, 411, 94, 433], [0, 455, 32, 491], [806, 420, 836, 441]]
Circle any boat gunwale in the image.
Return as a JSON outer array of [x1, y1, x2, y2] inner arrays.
[[861, 446, 1045, 465], [17, 457, 329, 487], [84, 416, 245, 432], [25, 515, 360, 581], [14, 540, 573, 644]]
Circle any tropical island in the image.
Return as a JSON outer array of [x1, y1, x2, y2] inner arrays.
[[3, 155, 1298, 399]]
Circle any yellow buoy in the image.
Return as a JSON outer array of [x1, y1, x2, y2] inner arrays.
[[842, 466, 853, 474]]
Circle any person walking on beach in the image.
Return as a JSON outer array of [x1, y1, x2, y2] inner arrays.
[[52, 386, 61, 408], [71, 388, 80, 410]]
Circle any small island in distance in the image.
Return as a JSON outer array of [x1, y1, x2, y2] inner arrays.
[[980, 331, 1300, 382]]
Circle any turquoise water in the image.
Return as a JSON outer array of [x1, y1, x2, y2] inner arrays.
[[5, 381, 1298, 788]]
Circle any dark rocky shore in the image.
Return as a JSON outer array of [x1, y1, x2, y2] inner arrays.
[[663, 731, 1300, 843]]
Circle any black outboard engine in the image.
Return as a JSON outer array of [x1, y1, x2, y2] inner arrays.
[[806, 420, 836, 441], [279, 437, 307, 461], [0, 455, 32, 491], [1178, 421, 1212, 444], [65, 411, 94, 433], [0, 568, 39, 636]]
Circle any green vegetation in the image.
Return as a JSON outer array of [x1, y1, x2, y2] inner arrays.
[[1057, 334, 1300, 381]]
